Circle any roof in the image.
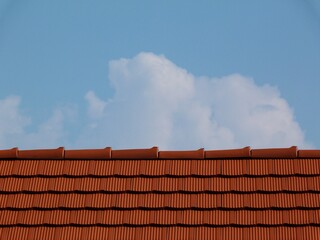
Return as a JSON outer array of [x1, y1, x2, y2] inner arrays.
[[1, 146, 320, 239]]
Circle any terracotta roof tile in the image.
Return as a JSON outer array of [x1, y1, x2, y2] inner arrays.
[[159, 149, 204, 159], [205, 146, 251, 159], [1, 146, 320, 239], [19, 147, 64, 159], [65, 148, 111, 159]]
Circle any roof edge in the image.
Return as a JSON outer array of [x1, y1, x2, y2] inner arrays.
[[112, 147, 158, 159], [251, 146, 297, 158], [1, 146, 320, 159], [205, 146, 251, 159], [298, 149, 320, 158], [65, 147, 111, 159], [18, 147, 65, 159], [159, 149, 204, 159], [0, 147, 18, 158]]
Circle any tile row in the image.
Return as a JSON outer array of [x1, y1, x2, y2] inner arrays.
[[0, 209, 319, 226], [1, 159, 320, 176], [1, 226, 320, 240], [1, 176, 320, 192], [1, 193, 319, 209]]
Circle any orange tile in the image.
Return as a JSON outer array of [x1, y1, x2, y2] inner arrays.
[[234, 177, 255, 191], [2, 178, 23, 192], [197, 227, 220, 240], [169, 193, 190, 208], [251, 146, 297, 158], [0, 210, 17, 225], [167, 226, 190, 240], [298, 159, 320, 175], [0, 148, 18, 159], [18, 147, 64, 160], [222, 159, 247, 176], [299, 150, 320, 158], [197, 160, 220, 176], [42, 160, 64, 176], [117, 160, 140, 176], [182, 210, 202, 225], [114, 226, 137, 240], [143, 160, 165, 176], [65, 148, 111, 160], [132, 177, 154, 192], [94, 160, 115, 176], [159, 149, 204, 159], [0, 161, 14, 176], [140, 227, 167, 240], [206, 210, 229, 225], [197, 193, 220, 208], [112, 147, 158, 160], [221, 193, 245, 208], [248, 193, 269, 208], [247, 159, 272, 175], [170, 160, 192, 176]]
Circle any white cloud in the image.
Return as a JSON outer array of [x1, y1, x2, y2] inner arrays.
[[0, 96, 71, 149], [85, 91, 107, 119], [0, 96, 30, 147], [83, 52, 312, 149], [0, 53, 312, 150]]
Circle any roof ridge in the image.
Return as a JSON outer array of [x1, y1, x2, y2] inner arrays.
[[0, 146, 320, 159]]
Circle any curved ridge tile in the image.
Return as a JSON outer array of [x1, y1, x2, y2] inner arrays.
[[205, 146, 251, 159], [18, 147, 64, 159], [65, 147, 111, 159], [111, 147, 158, 159], [159, 149, 204, 159], [0, 148, 18, 159], [298, 150, 320, 158], [251, 146, 297, 158]]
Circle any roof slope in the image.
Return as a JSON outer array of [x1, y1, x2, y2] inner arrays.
[[1, 146, 320, 239]]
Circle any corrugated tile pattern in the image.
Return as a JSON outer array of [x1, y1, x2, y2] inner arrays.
[[2, 155, 320, 239]]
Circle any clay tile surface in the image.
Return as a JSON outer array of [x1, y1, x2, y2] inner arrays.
[[251, 146, 297, 158], [205, 146, 251, 159], [65, 147, 111, 159], [112, 147, 158, 159], [18, 147, 65, 159], [0, 148, 18, 159], [1, 146, 320, 239], [158, 148, 204, 159]]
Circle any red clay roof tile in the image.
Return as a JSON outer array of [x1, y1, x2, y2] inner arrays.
[[65, 147, 111, 159], [0, 148, 18, 159], [1, 146, 320, 239], [205, 146, 251, 158], [298, 149, 320, 158], [112, 147, 158, 159], [251, 146, 297, 158], [158, 148, 204, 159], [18, 147, 65, 159]]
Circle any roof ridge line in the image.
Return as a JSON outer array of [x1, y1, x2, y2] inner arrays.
[[0, 146, 320, 159]]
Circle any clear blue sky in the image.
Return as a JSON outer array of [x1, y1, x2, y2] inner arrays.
[[0, 0, 319, 150]]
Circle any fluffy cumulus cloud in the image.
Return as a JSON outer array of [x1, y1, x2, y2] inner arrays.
[[82, 52, 311, 149], [0, 52, 312, 149]]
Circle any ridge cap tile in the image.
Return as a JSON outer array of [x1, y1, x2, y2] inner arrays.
[[158, 148, 204, 159], [18, 147, 65, 159], [251, 146, 297, 158], [298, 149, 320, 158], [64, 147, 111, 159], [3, 146, 320, 159], [111, 146, 158, 159], [205, 146, 251, 159], [0, 147, 18, 158]]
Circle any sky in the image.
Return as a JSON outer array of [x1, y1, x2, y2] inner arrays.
[[0, 0, 319, 150]]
